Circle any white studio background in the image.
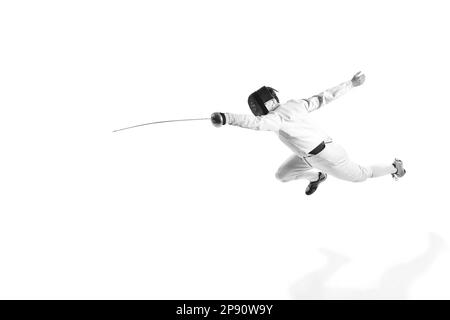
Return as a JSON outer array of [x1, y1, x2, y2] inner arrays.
[[0, 0, 449, 299]]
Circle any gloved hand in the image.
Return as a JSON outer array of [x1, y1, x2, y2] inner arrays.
[[351, 71, 366, 87], [211, 112, 227, 127]]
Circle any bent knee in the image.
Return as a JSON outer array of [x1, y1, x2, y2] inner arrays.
[[275, 170, 288, 182]]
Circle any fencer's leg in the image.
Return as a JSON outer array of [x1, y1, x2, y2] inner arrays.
[[348, 161, 405, 180], [308, 143, 373, 183], [275, 154, 319, 182], [310, 143, 404, 182], [350, 161, 405, 180]]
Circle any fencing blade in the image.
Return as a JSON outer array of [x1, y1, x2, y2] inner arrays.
[[113, 117, 210, 133]]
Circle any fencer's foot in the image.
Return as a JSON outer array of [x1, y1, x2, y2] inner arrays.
[[392, 158, 406, 180], [305, 172, 327, 195]]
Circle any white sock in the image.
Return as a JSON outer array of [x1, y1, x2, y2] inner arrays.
[[369, 164, 397, 178]]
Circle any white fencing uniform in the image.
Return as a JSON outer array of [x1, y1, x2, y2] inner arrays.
[[225, 80, 396, 183]]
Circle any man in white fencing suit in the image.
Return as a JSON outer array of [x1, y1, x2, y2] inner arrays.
[[211, 72, 406, 195]]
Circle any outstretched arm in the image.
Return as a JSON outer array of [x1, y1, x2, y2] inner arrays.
[[211, 112, 282, 131], [305, 72, 365, 112]]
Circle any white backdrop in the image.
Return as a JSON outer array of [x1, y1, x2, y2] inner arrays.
[[1, 0, 449, 299]]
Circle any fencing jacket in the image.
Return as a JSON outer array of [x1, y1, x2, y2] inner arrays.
[[225, 80, 353, 157]]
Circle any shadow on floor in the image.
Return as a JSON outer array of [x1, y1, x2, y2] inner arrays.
[[290, 233, 445, 299]]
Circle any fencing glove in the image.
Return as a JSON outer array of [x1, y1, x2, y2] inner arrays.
[[211, 112, 227, 127]]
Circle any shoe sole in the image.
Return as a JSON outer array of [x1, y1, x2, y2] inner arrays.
[[305, 173, 327, 195]]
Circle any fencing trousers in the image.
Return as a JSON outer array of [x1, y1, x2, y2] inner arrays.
[[275, 142, 396, 183]]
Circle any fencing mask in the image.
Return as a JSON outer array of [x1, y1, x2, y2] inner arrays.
[[248, 86, 279, 116]]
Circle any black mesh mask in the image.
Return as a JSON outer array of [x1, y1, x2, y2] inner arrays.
[[248, 86, 279, 116]]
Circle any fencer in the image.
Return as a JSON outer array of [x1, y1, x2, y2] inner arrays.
[[211, 72, 406, 195]]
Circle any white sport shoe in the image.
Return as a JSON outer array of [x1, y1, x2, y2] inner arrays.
[[392, 158, 406, 180]]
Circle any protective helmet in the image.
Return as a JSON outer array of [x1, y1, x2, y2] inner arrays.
[[248, 86, 279, 116]]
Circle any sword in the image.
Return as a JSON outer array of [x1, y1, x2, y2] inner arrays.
[[113, 117, 210, 133]]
